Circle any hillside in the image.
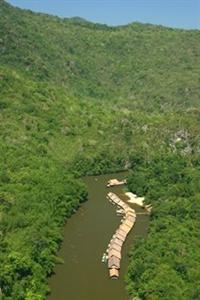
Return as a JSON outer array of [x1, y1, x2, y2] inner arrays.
[[0, 0, 200, 299], [1, 0, 200, 106]]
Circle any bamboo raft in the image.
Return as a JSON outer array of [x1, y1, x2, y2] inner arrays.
[[106, 192, 136, 279]]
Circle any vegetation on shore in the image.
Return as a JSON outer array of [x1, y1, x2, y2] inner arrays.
[[0, 0, 200, 299], [126, 154, 200, 300]]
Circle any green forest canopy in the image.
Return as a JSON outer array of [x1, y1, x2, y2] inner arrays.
[[0, 0, 200, 299]]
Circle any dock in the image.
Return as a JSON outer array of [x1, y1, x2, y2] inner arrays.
[[106, 192, 136, 279]]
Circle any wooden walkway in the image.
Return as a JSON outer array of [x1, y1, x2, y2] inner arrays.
[[106, 192, 136, 279]]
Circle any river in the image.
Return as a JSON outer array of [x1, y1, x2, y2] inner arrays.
[[47, 172, 149, 300]]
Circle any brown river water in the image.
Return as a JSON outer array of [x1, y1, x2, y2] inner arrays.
[[47, 172, 149, 300]]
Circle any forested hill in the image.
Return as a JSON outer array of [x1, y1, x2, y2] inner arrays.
[[0, 0, 200, 299], [1, 0, 200, 107]]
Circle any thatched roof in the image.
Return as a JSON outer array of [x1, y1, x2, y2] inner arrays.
[[109, 268, 119, 279], [108, 256, 120, 269], [115, 231, 126, 242], [117, 228, 127, 237], [123, 219, 134, 228], [119, 223, 131, 233], [114, 237, 124, 246], [108, 249, 121, 259], [109, 242, 122, 253], [126, 215, 136, 222]]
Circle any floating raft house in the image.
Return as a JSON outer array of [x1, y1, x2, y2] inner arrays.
[[109, 268, 119, 279]]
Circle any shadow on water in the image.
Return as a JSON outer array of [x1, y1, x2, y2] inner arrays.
[[47, 172, 149, 300]]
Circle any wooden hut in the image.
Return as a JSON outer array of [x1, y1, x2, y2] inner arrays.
[[119, 223, 131, 233], [115, 231, 126, 242], [126, 215, 136, 223], [117, 200, 124, 206], [120, 202, 128, 210], [123, 219, 134, 228], [117, 228, 127, 237], [111, 237, 123, 247], [109, 242, 121, 253], [109, 268, 119, 279], [108, 249, 121, 259], [108, 256, 120, 269], [123, 204, 129, 209]]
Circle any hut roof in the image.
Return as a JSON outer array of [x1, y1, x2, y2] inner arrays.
[[115, 232, 126, 242], [109, 268, 119, 279], [112, 237, 123, 247], [108, 256, 120, 269], [126, 215, 136, 222], [123, 204, 129, 209], [123, 220, 134, 228], [117, 228, 127, 237], [109, 243, 122, 252], [120, 203, 128, 209], [108, 249, 121, 259], [115, 232, 125, 240], [119, 223, 131, 233], [115, 198, 121, 204]]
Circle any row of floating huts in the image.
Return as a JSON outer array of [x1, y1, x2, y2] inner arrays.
[[106, 192, 136, 279]]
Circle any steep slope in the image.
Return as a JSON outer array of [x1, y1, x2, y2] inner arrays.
[[0, 1, 200, 299]]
